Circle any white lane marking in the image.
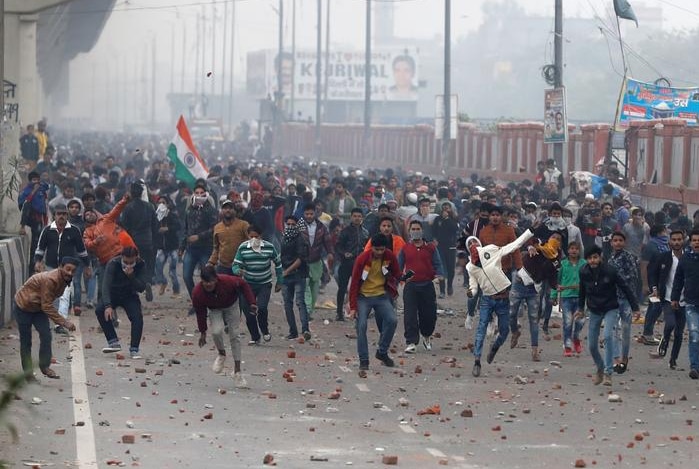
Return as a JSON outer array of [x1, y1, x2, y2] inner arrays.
[[399, 424, 416, 434], [355, 383, 370, 392], [70, 318, 99, 468], [426, 448, 447, 458]]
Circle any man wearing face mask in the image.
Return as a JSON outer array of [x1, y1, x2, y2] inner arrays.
[[432, 202, 459, 298], [562, 208, 584, 258], [180, 185, 218, 314], [15, 257, 79, 381], [281, 215, 311, 339], [232, 225, 283, 344], [398, 220, 445, 353], [154, 196, 182, 297], [97, 247, 149, 359], [208, 200, 249, 275]]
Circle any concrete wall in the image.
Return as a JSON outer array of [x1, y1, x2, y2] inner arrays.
[[0, 235, 28, 327]]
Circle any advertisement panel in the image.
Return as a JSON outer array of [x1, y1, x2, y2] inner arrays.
[[619, 77, 699, 127], [544, 87, 568, 144], [246, 48, 419, 102]]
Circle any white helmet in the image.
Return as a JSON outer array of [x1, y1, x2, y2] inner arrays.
[[407, 192, 418, 204]]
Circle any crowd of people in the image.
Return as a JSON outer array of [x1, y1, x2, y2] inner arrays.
[[14, 123, 699, 388]]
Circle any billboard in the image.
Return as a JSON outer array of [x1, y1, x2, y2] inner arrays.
[[619, 77, 699, 127], [544, 87, 568, 144], [246, 48, 419, 102]]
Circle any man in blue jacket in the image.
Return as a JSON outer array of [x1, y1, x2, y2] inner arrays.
[[671, 229, 699, 379]]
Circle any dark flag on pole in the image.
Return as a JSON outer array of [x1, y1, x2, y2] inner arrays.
[[614, 0, 638, 27]]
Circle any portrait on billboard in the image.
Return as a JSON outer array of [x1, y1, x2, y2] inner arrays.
[[387, 54, 418, 101]]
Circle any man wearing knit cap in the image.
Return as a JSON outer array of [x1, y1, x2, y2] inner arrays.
[[14, 256, 80, 381]]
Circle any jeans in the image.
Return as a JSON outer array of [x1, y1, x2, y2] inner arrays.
[[643, 301, 662, 337], [183, 246, 213, 299], [240, 282, 272, 342], [509, 276, 539, 347], [282, 276, 309, 336], [538, 280, 553, 330], [304, 260, 323, 315], [473, 295, 510, 359], [155, 249, 180, 294], [73, 263, 84, 307], [209, 304, 241, 361], [403, 282, 437, 344], [613, 299, 632, 360], [95, 294, 143, 353], [587, 309, 618, 375], [15, 302, 52, 373], [336, 259, 354, 317], [561, 297, 585, 348], [437, 246, 456, 295], [661, 301, 686, 362], [686, 304, 699, 371], [356, 294, 397, 362], [85, 258, 98, 305], [139, 245, 156, 284]]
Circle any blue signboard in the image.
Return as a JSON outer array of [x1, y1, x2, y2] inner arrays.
[[619, 77, 699, 127]]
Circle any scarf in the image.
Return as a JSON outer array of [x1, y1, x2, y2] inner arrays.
[[249, 237, 263, 253], [650, 235, 670, 253], [192, 194, 208, 207], [283, 226, 299, 244], [250, 191, 264, 210], [544, 216, 567, 232], [538, 237, 561, 260], [156, 203, 169, 221]]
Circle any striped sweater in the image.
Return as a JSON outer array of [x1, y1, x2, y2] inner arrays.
[[232, 239, 283, 285]]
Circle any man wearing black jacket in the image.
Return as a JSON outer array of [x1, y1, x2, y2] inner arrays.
[[334, 208, 369, 321], [154, 196, 182, 296], [280, 216, 310, 340], [577, 245, 640, 387], [671, 229, 699, 379], [96, 247, 148, 359], [648, 230, 686, 369], [120, 181, 158, 301]]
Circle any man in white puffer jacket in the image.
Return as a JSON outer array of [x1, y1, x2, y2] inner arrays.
[[466, 228, 534, 377]]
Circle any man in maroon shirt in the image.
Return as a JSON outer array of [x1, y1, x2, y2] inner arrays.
[[192, 265, 257, 388]]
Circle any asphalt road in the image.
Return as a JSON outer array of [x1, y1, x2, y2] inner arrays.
[[1, 275, 698, 468]]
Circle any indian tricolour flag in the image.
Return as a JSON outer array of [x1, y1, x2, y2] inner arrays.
[[167, 115, 209, 187]]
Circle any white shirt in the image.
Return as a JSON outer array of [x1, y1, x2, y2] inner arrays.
[[664, 252, 684, 305], [307, 221, 317, 246]]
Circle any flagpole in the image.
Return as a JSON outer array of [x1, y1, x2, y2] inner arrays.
[[606, 15, 629, 166]]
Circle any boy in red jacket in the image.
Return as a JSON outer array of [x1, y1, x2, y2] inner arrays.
[[349, 234, 402, 377]]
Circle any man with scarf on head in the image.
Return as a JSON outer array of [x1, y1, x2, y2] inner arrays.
[[15, 256, 79, 381], [280, 215, 311, 340], [640, 224, 670, 345], [120, 181, 158, 302], [180, 184, 218, 315], [242, 191, 274, 243], [154, 196, 182, 297], [466, 228, 534, 376]]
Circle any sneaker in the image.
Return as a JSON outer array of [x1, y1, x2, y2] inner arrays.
[[159, 284, 167, 295], [510, 329, 521, 349], [422, 336, 432, 351], [438, 292, 445, 299], [263, 334, 272, 342], [669, 359, 677, 370], [465, 316, 473, 330], [404, 343, 417, 354], [563, 347, 573, 357], [657, 336, 669, 357], [286, 333, 298, 340], [54, 325, 69, 335], [335, 314, 345, 322], [145, 283, 153, 302], [85, 301, 95, 309], [303, 331, 312, 341], [472, 361, 481, 377], [592, 370, 604, 385], [187, 307, 196, 316], [573, 339, 583, 354], [359, 360, 370, 371], [602, 374, 612, 386], [486, 344, 499, 364], [248, 340, 259, 346], [531, 348, 540, 362], [40, 367, 60, 379], [689, 369, 699, 380], [232, 372, 248, 389], [375, 351, 395, 367], [73, 306, 82, 317], [130, 350, 142, 359], [447, 285, 454, 296], [102, 344, 122, 353], [212, 355, 225, 374], [641, 335, 660, 346]]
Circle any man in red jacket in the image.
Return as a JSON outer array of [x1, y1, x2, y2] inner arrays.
[[192, 265, 257, 388], [349, 234, 401, 377]]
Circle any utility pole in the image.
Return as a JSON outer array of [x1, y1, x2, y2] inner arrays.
[[228, 0, 235, 129], [0, 0, 4, 123], [323, 0, 330, 113], [553, 0, 563, 167], [363, 0, 372, 163], [276, 0, 284, 120], [151, 36, 157, 128], [211, 4, 216, 97], [221, 1, 228, 122], [290, 0, 296, 120], [181, 21, 186, 93], [441, 0, 451, 173], [314, 0, 322, 160], [195, 12, 200, 97]]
